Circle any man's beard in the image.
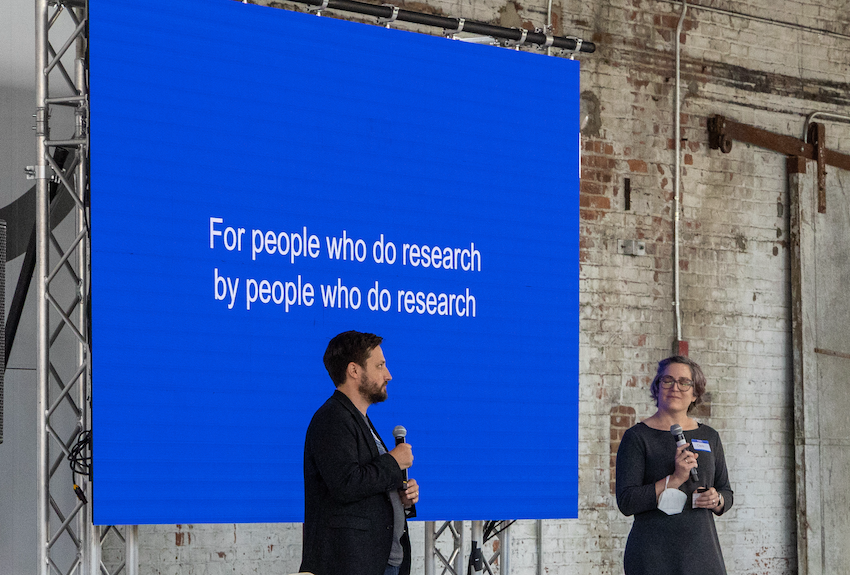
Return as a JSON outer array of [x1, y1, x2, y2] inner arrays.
[[359, 372, 387, 405]]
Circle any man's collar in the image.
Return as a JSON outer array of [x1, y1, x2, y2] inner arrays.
[[334, 384, 369, 415]]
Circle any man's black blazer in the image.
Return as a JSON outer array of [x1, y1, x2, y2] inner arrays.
[[300, 390, 412, 575]]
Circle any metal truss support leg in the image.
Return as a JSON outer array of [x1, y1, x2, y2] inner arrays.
[[472, 521, 499, 575], [126, 526, 139, 575], [425, 520, 464, 575], [425, 520, 514, 575], [425, 521, 435, 575], [35, 2, 50, 574], [454, 521, 465, 575], [497, 525, 510, 575]]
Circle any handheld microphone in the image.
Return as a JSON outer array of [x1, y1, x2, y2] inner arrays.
[[670, 424, 699, 482], [393, 425, 408, 486]]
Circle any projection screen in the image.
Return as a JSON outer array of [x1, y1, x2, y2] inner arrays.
[[90, 0, 580, 525]]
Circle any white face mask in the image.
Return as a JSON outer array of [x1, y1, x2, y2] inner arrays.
[[657, 476, 686, 515]]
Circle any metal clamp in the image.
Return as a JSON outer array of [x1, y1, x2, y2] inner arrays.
[[568, 37, 583, 59], [24, 165, 57, 182], [535, 27, 556, 48], [378, 5, 399, 26], [309, 0, 329, 15], [505, 28, 528, 48], [446, 17, 465, 36]]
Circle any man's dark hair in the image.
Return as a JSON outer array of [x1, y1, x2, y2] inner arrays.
[[323, 331, 383, 387]]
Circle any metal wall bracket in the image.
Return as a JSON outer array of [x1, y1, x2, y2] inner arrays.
[[708, 114, 850, 214], [618, 240, 646, 256], [808, 122, 827, 213]]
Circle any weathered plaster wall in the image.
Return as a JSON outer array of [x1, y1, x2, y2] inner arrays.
[[94, 0, 850, 573]]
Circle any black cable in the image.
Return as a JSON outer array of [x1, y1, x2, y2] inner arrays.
[[68, 429, 91, 503], [483, 520, 516, 542]]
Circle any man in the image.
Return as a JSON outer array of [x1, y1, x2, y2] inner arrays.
[[300, 331, 420, 575]]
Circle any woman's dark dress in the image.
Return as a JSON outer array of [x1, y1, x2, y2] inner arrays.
[[616, 422, 734, 575]]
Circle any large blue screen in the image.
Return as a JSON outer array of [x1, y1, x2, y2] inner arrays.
[[90, 0, 579, 525]]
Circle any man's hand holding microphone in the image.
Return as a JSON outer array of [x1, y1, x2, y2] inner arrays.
[[391, 426, 419, 507]]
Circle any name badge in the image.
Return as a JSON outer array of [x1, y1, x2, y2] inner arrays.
[[691, 439, 711, 452]]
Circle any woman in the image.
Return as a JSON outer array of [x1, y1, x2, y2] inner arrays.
[[616, 356, 733, 575]]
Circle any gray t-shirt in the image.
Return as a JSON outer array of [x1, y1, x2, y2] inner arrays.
[[363, 414, 405, 567]]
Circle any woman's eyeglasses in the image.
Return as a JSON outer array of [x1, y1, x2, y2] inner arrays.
[[659, 376, 694, 390]]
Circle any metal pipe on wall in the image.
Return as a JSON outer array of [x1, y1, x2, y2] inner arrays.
[[663, 0, 850, 41], [803, 112, 850, 140], [673, 0, 688, 344], [537, 519, 543, 575]]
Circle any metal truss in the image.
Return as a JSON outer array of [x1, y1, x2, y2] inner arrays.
[[425, 521, 513, 575], [475, 520, 511, 575], [35, 1, 136, 574], [425, 521, 465, 575]]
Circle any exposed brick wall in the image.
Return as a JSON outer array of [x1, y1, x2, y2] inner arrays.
[[609, 406, 636, 495], [135, 1, 850, 574]]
